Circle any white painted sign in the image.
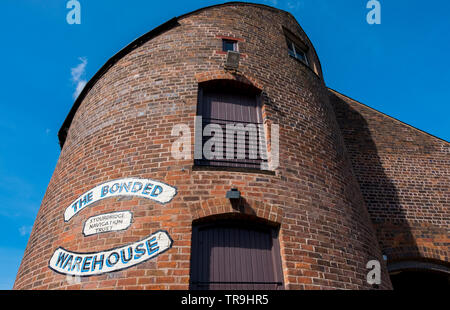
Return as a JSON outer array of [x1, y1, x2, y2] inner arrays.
[[83, 211, 133, 236], [64, 178, 177, 222], [49, 230, 172, 276]]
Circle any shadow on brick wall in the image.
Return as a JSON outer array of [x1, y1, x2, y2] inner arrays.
[[328, 92, 420, 265]]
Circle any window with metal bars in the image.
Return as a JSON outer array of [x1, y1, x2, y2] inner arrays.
[[195, 80, 268, 170]]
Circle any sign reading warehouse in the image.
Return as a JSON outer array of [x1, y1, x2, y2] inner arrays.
[[64, 178, 177, 222], [49, 230, 172, 276]]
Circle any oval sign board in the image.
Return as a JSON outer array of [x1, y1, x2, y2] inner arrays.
[[64, 178, 177, 222], [83, 211, 133, 237], [49, 230, 172, 276]]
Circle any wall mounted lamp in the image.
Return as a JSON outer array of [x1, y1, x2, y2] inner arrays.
[[226, 188, 241, 200]]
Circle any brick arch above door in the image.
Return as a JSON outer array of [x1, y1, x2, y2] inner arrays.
[[188, 197, 283, 225], [194, 70, 264, 91]]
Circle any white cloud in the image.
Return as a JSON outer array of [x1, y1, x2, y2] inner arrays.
[[263, 0, 304, 11], [264, 0, 278, 6], [73, 80, 87, 99], [19, 225, 32, 237], [71, 57, 88, 99], [287, 1, 302, 10]]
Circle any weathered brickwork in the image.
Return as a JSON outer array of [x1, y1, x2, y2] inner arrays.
[[329, 90, 449, 266], [14, 3, 395, 290]]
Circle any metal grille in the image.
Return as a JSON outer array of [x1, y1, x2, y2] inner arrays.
[[196, 86, 268, 169]]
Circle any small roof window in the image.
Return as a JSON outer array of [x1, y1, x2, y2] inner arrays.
[[283, 27, 309, 66], [222, 39, 238, 52], [286, 38, 308, 65]]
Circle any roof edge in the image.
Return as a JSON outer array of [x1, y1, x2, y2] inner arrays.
[[328, 87, 450, 144]]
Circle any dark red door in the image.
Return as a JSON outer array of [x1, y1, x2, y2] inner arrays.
[[190, 220, 284, 290]]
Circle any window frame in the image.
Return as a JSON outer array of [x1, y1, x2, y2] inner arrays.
[[194, 81, 268, 171], [283, 27, 309, 66], [286, 38, 308, 65], [222, 39, 238, 52]]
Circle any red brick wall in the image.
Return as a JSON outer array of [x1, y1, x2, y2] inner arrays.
[[329, 89, 449, 267], [14, 3, 390, 290]]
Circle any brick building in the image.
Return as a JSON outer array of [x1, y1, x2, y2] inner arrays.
[[14, 2, 449, 290]]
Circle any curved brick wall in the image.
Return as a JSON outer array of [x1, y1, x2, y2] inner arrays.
[[14, 3, 391, 290]]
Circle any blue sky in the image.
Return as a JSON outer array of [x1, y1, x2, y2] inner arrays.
[[0, 0, 449, 289]]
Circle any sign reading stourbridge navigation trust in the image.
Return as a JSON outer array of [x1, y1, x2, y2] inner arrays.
[[64, 178, 177, 222], [49, 230, 173, 276], [83, 211, 133, 236]]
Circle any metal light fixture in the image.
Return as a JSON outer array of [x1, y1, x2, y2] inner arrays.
[[226, 188, 241, 199]]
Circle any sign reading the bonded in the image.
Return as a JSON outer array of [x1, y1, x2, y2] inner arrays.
[[64, 178, 177, 222], [49, 230, 172, 276], [83, 211, 132, 236]]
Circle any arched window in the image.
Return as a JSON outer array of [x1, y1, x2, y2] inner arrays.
[[195, 80, 268, 170], [189, 219, 284, 290], [388, 260, 450, 290]]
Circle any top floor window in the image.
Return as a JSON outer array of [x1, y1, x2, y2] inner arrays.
[[286, 38, 308, 65], [283, 27, 309, 66], [222, 39, 238, 52]]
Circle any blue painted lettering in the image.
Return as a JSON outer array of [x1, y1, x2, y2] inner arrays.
[[56, 252, 70, 268], [131, 182, 143, 193], [134, 243, 146, 259], [120, 247, 133, 264], [63, 255, 74, 270], [71, 202, 78, 213], [142, 183, 153, 195], [92, 254, 104, 271], [81, 256, 92, 272], [86, 191, 93, 203], [120, 182, 132, 193], [151, 185, 163, 197], [145, 237, 159, 256], [110, 183, 120, 194], [106, 252, 119, 267], [71, 256, 83, 272], [101, 185, 109, 197]]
